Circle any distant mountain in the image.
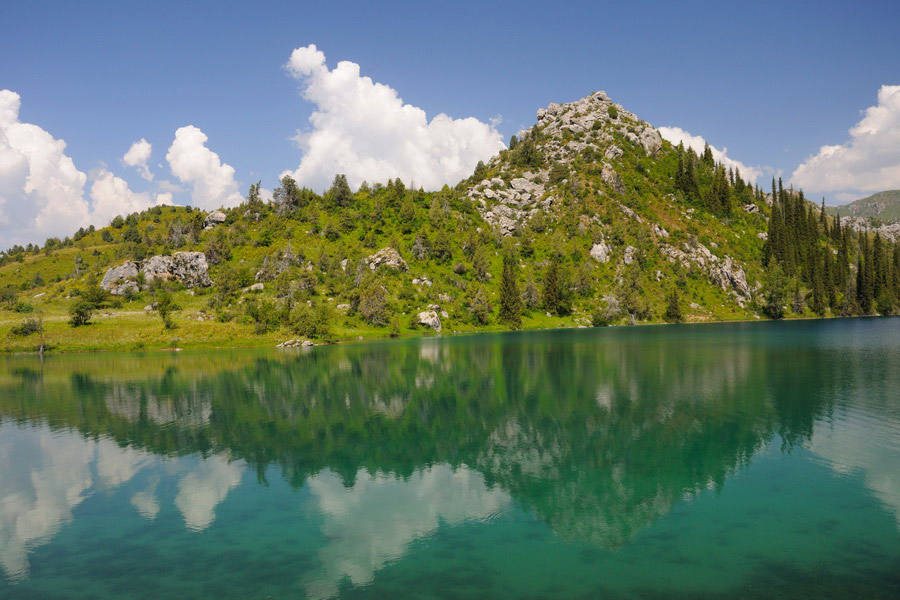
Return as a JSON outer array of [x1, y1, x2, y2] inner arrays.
[[828, 190, 900, 221]]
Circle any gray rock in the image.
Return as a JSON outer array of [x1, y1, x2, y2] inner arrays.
[[204, 210, 226, 229], [100, 261, 140, 295], [601, 165, 625, 194], [590, 242, 612, 263], [623, 246, 637, 265], [604, 145, 623, 160], [366, 247, 408, 271], [417, 310, 442, 332], [101, 252, 211, 295], [639, 127, 662, 156], [245, 283, 264, 292]]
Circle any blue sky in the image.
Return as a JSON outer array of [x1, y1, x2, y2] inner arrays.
[[1, 0, 898, 246]]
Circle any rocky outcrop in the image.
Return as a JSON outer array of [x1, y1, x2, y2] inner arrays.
[[416, 310, 442, 332], [468, 171, 552, 236], [100, 252, 212, 295], [365, 247, 408, 271], [601, 165, 625, 194], [204, 210, 226, 229], [660, 243, 752, 306], [100, 261, 140, 296], [841, 217, 900, 242]]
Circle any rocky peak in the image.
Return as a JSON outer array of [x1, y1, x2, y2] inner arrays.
[[466, 91, 663, 236]]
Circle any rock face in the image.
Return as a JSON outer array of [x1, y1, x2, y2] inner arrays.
[[366, 247, 408, 271], [660, 242, 752, 306], [204, 210, 226, 229], [100, 261, 140, 296], [101, 252, 212, 295], [416, 310, 442, 332]]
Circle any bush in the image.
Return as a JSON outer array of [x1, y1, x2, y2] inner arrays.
[[11, 317, 42, 337], [13, 301, 34, 314], [245, 297, 281, 334], [290, 301, 332, 339], [466, 285, 492, 325], [155, 290, 181, 330], [591, 310, 611, 327], [357, 280, 388, 326], [69, 300, 94, 327]]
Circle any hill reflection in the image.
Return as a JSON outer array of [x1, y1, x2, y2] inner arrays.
[[1, 321, 896, 585]]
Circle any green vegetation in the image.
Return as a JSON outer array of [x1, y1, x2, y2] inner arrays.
[[2, 94, 899, 353]]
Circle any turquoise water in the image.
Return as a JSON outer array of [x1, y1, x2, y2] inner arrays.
[[0, 318, 898, 598]]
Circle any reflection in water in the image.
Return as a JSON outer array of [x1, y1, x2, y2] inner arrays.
[[0, 319, 898, 597], [175, 453, 244, 532], [305, 465, 508, 600], [0, 421, 244, 579]]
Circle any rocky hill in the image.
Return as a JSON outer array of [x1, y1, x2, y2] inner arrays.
[[828, 190, 900, 221], [1, 92, 896, 352]]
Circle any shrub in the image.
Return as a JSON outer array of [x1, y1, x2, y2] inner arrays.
[[11, 317, 42, 337], [357, 280, 388, 326], [69, 300, 94, 327], [290, 301, 332, 339], [13, 301, 34, 314]]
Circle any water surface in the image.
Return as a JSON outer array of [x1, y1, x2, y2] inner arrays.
[[1, 319, 898, 598]]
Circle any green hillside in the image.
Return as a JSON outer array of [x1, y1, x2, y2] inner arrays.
[[2, 92, 899, 353], [828, 190, 900, 221]]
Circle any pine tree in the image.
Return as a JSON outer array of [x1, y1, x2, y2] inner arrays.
[[542, 254, 564, 316], [664, 288, 683, 323], [499, 253, 522, 328]]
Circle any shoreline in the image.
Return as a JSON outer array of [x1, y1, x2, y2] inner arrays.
[[3, 313, 890, 357]]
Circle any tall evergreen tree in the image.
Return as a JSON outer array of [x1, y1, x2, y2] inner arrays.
[[499, 253, 522, 328]]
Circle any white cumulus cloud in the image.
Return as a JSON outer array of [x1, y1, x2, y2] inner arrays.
[[0, 89, 90, 245], [281, 44, 506, 191], [166, 125, 243, 209], [89, 168, 169, 227], [658, 126, 763, 184], [123, 138, 154, 181], [0, 90, 169, 247], [790, 85, 900, 199]]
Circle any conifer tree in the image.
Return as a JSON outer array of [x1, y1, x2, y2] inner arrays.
[[542, 254, 561, 315], [499, 253, 522, 328]]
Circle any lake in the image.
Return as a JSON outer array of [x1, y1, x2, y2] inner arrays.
[[1, 318, 898, 599]]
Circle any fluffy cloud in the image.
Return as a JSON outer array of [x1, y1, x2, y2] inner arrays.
[[658, 126, 762, 184], [166, 125, 243, 209], [123, 138, 154, 181], [790, 85, 900, 197], [0, 89, 90, 245], [281, 44, 506, 191], [88, 168, 169, 227], [0, 90, 167, 247]]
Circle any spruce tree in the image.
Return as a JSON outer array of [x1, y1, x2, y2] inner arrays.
[[499, 253, 522, 328], [542, 254, 563, 316]]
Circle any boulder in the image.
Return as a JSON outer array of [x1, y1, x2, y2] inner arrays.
[[100, 261, 140, 296], [204, 210, 226, 229], [100, 252, 212, 295], [623, 246, 637, 265], [590, 242, 612, 263], [639, 127, 662, 156], [601, 165, 625, 194], [366, 247, 408, 271], [417, 310, 442, 332]]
